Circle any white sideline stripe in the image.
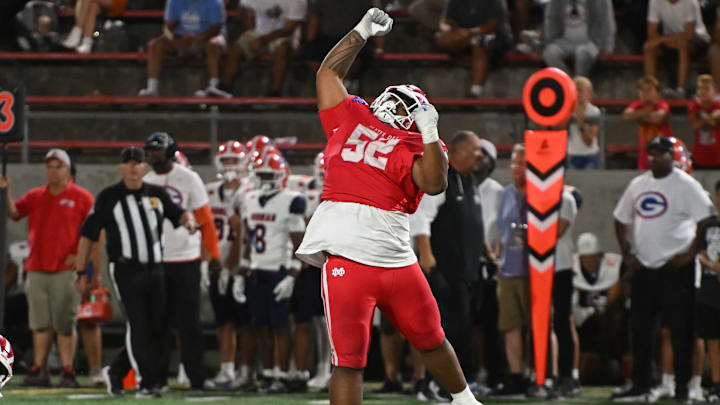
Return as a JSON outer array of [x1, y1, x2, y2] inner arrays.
[[526, 167, 564, 191], [67, 394, 107, 400], [185, 397, 232, 402], [527, 211, 559, 232], [321, 260, 338, 366]]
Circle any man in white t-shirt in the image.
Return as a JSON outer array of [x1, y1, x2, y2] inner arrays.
[[208, 0, 306, 98], [644, 0, 710, 98], [143, 132, 222, 391], [612, 136, 716, 402]]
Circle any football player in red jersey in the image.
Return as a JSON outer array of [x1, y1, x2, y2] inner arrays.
[[295, 8, 481, 405]]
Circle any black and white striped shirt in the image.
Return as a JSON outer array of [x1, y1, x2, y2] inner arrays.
[[80, 182, 184, 264]]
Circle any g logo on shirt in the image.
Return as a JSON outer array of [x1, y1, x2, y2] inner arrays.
[[163, 185, 184, 206], [635, 191, 668, 219]]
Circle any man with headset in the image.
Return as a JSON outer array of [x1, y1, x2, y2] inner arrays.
[[143, 132, 222, 391]]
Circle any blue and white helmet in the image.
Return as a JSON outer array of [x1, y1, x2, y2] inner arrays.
[[370, 84, 430, 131]]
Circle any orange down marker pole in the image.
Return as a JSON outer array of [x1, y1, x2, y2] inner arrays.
[[522, 68, 576, 386]]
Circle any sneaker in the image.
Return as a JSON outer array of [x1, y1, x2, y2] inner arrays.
[[102, 366, 124, 396], [527, 383, 551, 399], [405, 380, 424, 396], [22, 367, 51, 387], [650, 383, 676, 401], [59, 370, 80, 388], [206, 370, 233, 389], [89, 366, 105, 386], [268, 378, 289, 394], [488, 375, 526, 400], [196, 86, 232, 99], [138, 88, 158, 97], [372, 380, 404, 395], [417, 379, 451, 403], [230, 372, 251, 390], [688, 386, 704, 402], [307, 372, 330, 390], [612, 387, 656, 403], [76, 42, 92, 54], [176, 364, 190, 388], [614, 380, 634, 395], [707, 384, 720, 402], [135, 387, 161, 398], [287, 374, 308, 393]]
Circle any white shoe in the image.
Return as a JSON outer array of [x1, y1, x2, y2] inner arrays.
[[689, 386, 705, 402], [230, 372, 250, 390], [61, 33, 81, 49], [206, 370, 233, 389], [177, 365, 190, 387], [649, 383, 675, 401], [76, 42, 92, 54], [204, 86, 232, 98], [307, 372, 330, 390], [138, 88, 158, 97]]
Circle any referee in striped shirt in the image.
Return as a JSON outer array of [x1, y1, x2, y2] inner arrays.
[[74, 146, 196, 397]]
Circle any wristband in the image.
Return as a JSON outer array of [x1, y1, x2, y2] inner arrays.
[[421, 127, 440, 144], [353, 25, 371, 41]]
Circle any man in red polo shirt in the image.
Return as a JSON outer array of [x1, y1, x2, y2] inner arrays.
[[0, 149, 94, 387], [688, 74, 720, 169]]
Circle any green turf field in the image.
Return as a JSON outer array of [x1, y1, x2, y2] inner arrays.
[[0, 379, 680, 405]]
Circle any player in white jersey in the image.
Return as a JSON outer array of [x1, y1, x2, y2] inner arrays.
[[203, 140, 257, 389], [612, 136, 716, 403], [283, 152, 330, 391], [240, 151, 307, 393], [143, 132, 222, 391]]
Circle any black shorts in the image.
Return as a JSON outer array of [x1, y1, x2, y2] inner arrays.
[[302, 34, 372, 63], [696, 302, 720, 339], [291, 266, 324, 323], [246, 268, 290, 329], [208, 275, 250, 327]]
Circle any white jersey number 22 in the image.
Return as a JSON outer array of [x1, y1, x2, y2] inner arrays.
[[341, 124, 400, 171]]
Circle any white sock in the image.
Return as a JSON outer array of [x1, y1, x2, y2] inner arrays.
[[572, 368, 580, 380], [221, 362, 234, 375], [67, 26, 82, 42], [209, 77, 220, 88], [690, 375, 702, 390], [147, 78, 159, 93], [450, 385, 479, 405], [239, 365, 250, 378], [470, 84, 483, 95], [662, 373, 675, 387]]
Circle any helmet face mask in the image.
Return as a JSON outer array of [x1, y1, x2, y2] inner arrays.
[[250, 153, 289, 193], [370, 85, 429, 131]]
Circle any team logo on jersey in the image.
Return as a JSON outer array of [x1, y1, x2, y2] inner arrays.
[[149, 197, 160, 209], [163, 185, 183, 206], [331, 267, 346, 277], [351, 96, 368, 106], [59, 199, 76, 208], [635, 191, 668, 219]]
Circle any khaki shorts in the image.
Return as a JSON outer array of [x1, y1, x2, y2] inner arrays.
[[497, 276, 531, 332], [26, 270, 81, 335], [235, 31, 289, 59]]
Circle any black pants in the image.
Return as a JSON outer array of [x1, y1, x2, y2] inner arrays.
[[158, 260, 205, 389], [435, 273, 482, 381], [553, 270, 574, 379], [109, 261, 167, 390], [631, 264, 695, 395]]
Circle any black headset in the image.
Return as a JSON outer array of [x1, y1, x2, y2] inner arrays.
[[144, 132, 178, 160]]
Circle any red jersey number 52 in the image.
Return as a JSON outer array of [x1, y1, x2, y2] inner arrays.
[[341, 124, 399, 171]]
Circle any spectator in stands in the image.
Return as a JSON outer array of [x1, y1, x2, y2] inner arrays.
[[688, 74, 720, 169], [622, 76, 672, 170], [643, 0, 710, 99], [435, 0, 513, 98], [61, 0, 128, 53], [709, 4, 720, 88], [0, 149, 94, 388], [303, 0, 380, 95], [387, 0, 446, 30], [209, 0, 306, 98], [696, 180, 720, 403], [541, 0, 615, 77], [490, 144, 530, 398], [567, 76, 602, 169], [138, 0, 226, 97]]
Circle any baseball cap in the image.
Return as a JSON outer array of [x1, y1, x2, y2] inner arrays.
[[44, 149, 71, 168], [121, 146, 145, 163], [646, 136, 673, 154], [479, 139, 497, 162], [577, 233, 600, 256]]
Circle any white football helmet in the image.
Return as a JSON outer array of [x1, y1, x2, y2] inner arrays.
[[251, 152, 290, 193], [0, 335, 14, 394], [313, 152, 325, 186], [369, 84, 430, 130], [215, 140, 248, 182], [174, 150, 192, 169]]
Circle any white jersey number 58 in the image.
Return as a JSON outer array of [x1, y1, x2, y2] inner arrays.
[[341, 124, 399, 171]]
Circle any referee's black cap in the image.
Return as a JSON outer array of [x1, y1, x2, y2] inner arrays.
[[121, 146, 145, 163], [646, 136, 673, 154]]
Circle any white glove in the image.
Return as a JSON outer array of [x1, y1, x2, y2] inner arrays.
[[411, 103, 439, 144], [200, 261, 210, 292], [354, 8, 393, 40], [273, 275, 295, 302], [218, 268, 230, 296], [232, 275, 246, 304]]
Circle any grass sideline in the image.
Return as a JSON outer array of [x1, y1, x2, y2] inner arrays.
[[0, 379, 685, 405]]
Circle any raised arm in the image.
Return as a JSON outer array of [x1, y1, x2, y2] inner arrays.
[[316, 8, 393, 110]]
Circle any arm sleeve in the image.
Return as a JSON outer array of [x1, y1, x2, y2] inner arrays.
[[188, 172, 210, 211], [195, 204, 221, 260], [409, 192, 445, 238], [613, 183, 635, 224], [79, 191, 106, 242], [647, 0, 659, 23], [289, 195, 307, 215]]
